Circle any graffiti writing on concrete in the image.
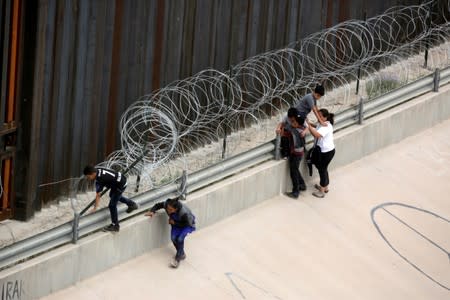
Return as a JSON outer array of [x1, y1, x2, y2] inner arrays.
[[1, 280, 24, 300]]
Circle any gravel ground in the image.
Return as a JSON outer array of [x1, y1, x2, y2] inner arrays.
[[1, 42, 449, 249]]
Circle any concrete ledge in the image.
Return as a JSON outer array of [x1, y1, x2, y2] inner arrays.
[[1, 85, 449, 299], [0, 160, 286, 299]]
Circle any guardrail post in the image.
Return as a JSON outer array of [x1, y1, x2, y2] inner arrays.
[[355, 12, 366, 95], [135, 162, 145, 193], [358, 96, 364, 125], [355, 65, 361, 95], [433, 68, 440, 92], [275, 133, 281, 160], [135, 174, 141, 193], [222, 66, 233, 160], [424, 49, 429, 69], [72, 212, 80, 244], [222, 135, 227, 159], [178, 170, 187, 200]]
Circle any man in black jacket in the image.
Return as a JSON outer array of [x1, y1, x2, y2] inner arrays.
[[84, 165, 138, 232], [145, 198, 196, 268]]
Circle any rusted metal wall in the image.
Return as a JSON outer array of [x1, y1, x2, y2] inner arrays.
[[13, 0, 433, 219], [0, 0, 24, 220]]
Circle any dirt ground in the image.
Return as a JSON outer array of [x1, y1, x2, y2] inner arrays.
[[0, 41, 449, 249]]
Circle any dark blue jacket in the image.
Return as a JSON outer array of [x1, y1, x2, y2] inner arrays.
[[150, 199, 195, 228]]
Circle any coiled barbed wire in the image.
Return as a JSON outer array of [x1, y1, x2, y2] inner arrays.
[[61, 1, 448, 196]]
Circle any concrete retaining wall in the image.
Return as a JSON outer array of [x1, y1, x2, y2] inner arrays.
[[1, 85, 449, 299]]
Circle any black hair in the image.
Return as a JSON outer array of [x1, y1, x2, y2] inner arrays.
[[314, 84, 325, 96], [294, 114, 305, 127], [287, 107, 299, 118], [319, 108, 334, 125], [166, 197, 181, 210], [287, 107, 305, 127], [83, 165, 96, 176]]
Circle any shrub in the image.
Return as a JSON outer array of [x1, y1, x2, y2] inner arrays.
[[365, 73, 402, 99]]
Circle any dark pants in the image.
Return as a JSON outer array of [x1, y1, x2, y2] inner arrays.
[[171, 226, 195, 260], [109, 188, 134, 225], [289, 155, 305, 194], [281, 136, 290, 158], [315, 149, 335, 187]]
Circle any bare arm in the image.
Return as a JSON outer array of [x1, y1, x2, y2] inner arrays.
[[276, 122, 284, 134], [91, 193, 101, 213], [307, 121, 323, 139], [145, 202, 165, 217], [312, 106, 327, 126], [300, 127, 309, 138]]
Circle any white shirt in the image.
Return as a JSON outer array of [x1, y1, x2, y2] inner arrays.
[[316, 121, 335, 152]]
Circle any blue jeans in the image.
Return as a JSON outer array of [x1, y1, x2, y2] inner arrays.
[[171, 226, 195, 260], [109, 188, 134, 225]]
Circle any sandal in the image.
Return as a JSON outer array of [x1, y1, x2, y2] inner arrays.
[[312, 191, 325, 198], [314, 184, 329, 193]]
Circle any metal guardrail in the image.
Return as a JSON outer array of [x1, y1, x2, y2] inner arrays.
[[0, 65, 449, 271], [0, 142, 275, 269], [334, 67, 450, 131]]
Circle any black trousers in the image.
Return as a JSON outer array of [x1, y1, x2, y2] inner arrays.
[[109, 188, 134, 225], [314, 149, 335, 187], [289, 155, 305, 193], [281, 136, 290, 158]]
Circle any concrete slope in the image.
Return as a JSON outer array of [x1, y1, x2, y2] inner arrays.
[[42, 119, 450, 300]]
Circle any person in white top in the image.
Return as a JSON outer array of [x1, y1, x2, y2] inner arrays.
[[306, 109, 336, 198]]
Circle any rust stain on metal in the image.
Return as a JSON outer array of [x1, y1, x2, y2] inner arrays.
[[338, 0, 349, 23], [326, 0, 334, 28], [1, 0, 21, 220], [106, 0, 124, 155], [7, 0, 20, 122], [151, 0, 165, 90]]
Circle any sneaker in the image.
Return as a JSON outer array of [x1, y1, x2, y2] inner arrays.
[[170, 259, 180, 268], [103, 224, 120, 232], [126, 202, 138, 213], [312, 191, 325, 198], [286, 192, 299, 199], [173, 254, 186, 260]]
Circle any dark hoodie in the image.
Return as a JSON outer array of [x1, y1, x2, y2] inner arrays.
[[150, 199, 196, 228]]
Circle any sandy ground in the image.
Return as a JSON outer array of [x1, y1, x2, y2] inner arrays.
[[41, 118, 450, 300]]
